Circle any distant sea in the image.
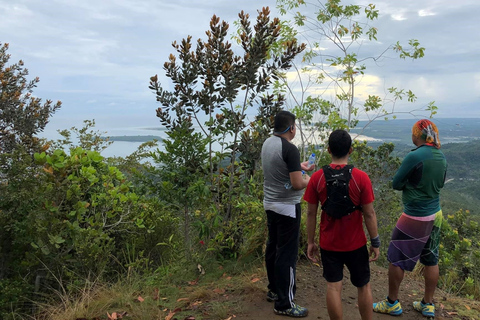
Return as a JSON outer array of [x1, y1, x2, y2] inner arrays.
[[351, 118, 480, 145], [40, 117, 480, 158], [40, 115, 168, 158]]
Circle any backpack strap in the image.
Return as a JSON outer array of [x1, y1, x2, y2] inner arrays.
[[322, 164, 354, 181], [344, 165, 363, 212]]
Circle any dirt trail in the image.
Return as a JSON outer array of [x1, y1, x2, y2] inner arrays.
[[235, 259, 454, 320]]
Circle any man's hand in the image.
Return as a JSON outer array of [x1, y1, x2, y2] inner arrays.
[[369, 246, 380, 262], [301, 161, 315, 172], [307, 243, 320, 263]]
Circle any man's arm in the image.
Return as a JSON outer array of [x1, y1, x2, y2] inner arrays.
[[362, 202, 380, 261], [290, 171, 310, 190], [306, 202, 320, 263]]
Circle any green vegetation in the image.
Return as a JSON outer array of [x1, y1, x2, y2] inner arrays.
[[440, 209, 480, 299], [440, 140, 480, 216], [1, 1, 480, 319]]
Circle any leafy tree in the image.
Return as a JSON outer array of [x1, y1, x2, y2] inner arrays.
[[0, 41, 61, 286], [150, 121, 210, 260], [149, 7, 305, 225], [0, 146, 43, 280], [0, 42, 61, 154], [237, 96, 281, 179], [275, 0, 436, 153]]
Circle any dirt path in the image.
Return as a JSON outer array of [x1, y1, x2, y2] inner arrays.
[[234, 259, 454, 320]]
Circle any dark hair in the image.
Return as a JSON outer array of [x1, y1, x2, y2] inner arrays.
[[328, 129, 352, 158], [274, 110, 296, 134]]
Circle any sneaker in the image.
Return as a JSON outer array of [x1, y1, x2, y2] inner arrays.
[[373, 298, 403, 316], [413, 300, 435, 317], [274, 303, 308, 317], [266, 290, 278, 302]]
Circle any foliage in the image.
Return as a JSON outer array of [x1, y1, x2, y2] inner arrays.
[[439, 209, 480, 299], [50, 119, 112, 152], [149, 7, 305, 259], [441, 180, 480, 217], [0, 42, 61, 154], [0, 278, 33, 319], [441, 139, 480, 180], [150, 7, 304, 201], [0, 123, 177, 317], [274, 0, 436, 154], [150, 121, 210, 260], [202, 169, 266, 260], [348, 141, 402, 264], [237, 95, 282, 178], [30, 148, 148, 274]]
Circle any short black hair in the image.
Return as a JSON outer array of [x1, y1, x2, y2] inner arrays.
[[274, 110, 296, 133], [328, 129, 352, 158]]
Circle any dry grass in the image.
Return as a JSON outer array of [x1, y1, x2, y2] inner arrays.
[[31, 258, 266, 320]]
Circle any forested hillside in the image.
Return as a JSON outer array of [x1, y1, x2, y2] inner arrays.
[[440, 140, 480, 216]]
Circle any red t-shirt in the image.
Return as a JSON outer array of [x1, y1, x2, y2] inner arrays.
[[303, 164, 375, 252]]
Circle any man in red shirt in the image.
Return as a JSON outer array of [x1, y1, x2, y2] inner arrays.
[[304, 129, 380, 320]]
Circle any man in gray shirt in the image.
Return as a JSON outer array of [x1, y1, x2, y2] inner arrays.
[[261, 110, 313, 317]]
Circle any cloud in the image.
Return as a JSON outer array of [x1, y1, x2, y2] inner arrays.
[[391, 14, 407, 21], [418, 9, 436, 17], [1, 0, 479, 135]]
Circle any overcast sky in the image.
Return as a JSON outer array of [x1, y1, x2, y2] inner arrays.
[[1, 0, 479, 137]]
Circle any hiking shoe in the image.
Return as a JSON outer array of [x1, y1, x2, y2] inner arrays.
[[373, 298, 403, 316], [274, 303, 308, 317], [266, 290, 278, 302], [413, 301, 435, 317]]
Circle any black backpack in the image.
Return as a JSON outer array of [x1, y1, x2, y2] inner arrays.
[[321, 165, 362, 219]]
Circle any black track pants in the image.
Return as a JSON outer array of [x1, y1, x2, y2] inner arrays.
[[265, 203, 301, 311]]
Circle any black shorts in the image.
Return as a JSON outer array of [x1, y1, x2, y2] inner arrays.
[[320, 245, 370, 287]]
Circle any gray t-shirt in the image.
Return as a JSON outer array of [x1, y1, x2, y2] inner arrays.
[[261, 135, 303, 205]]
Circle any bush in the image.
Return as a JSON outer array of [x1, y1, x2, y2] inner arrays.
[[439, 209, 480, 298], [0, 145, 180, 316]]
